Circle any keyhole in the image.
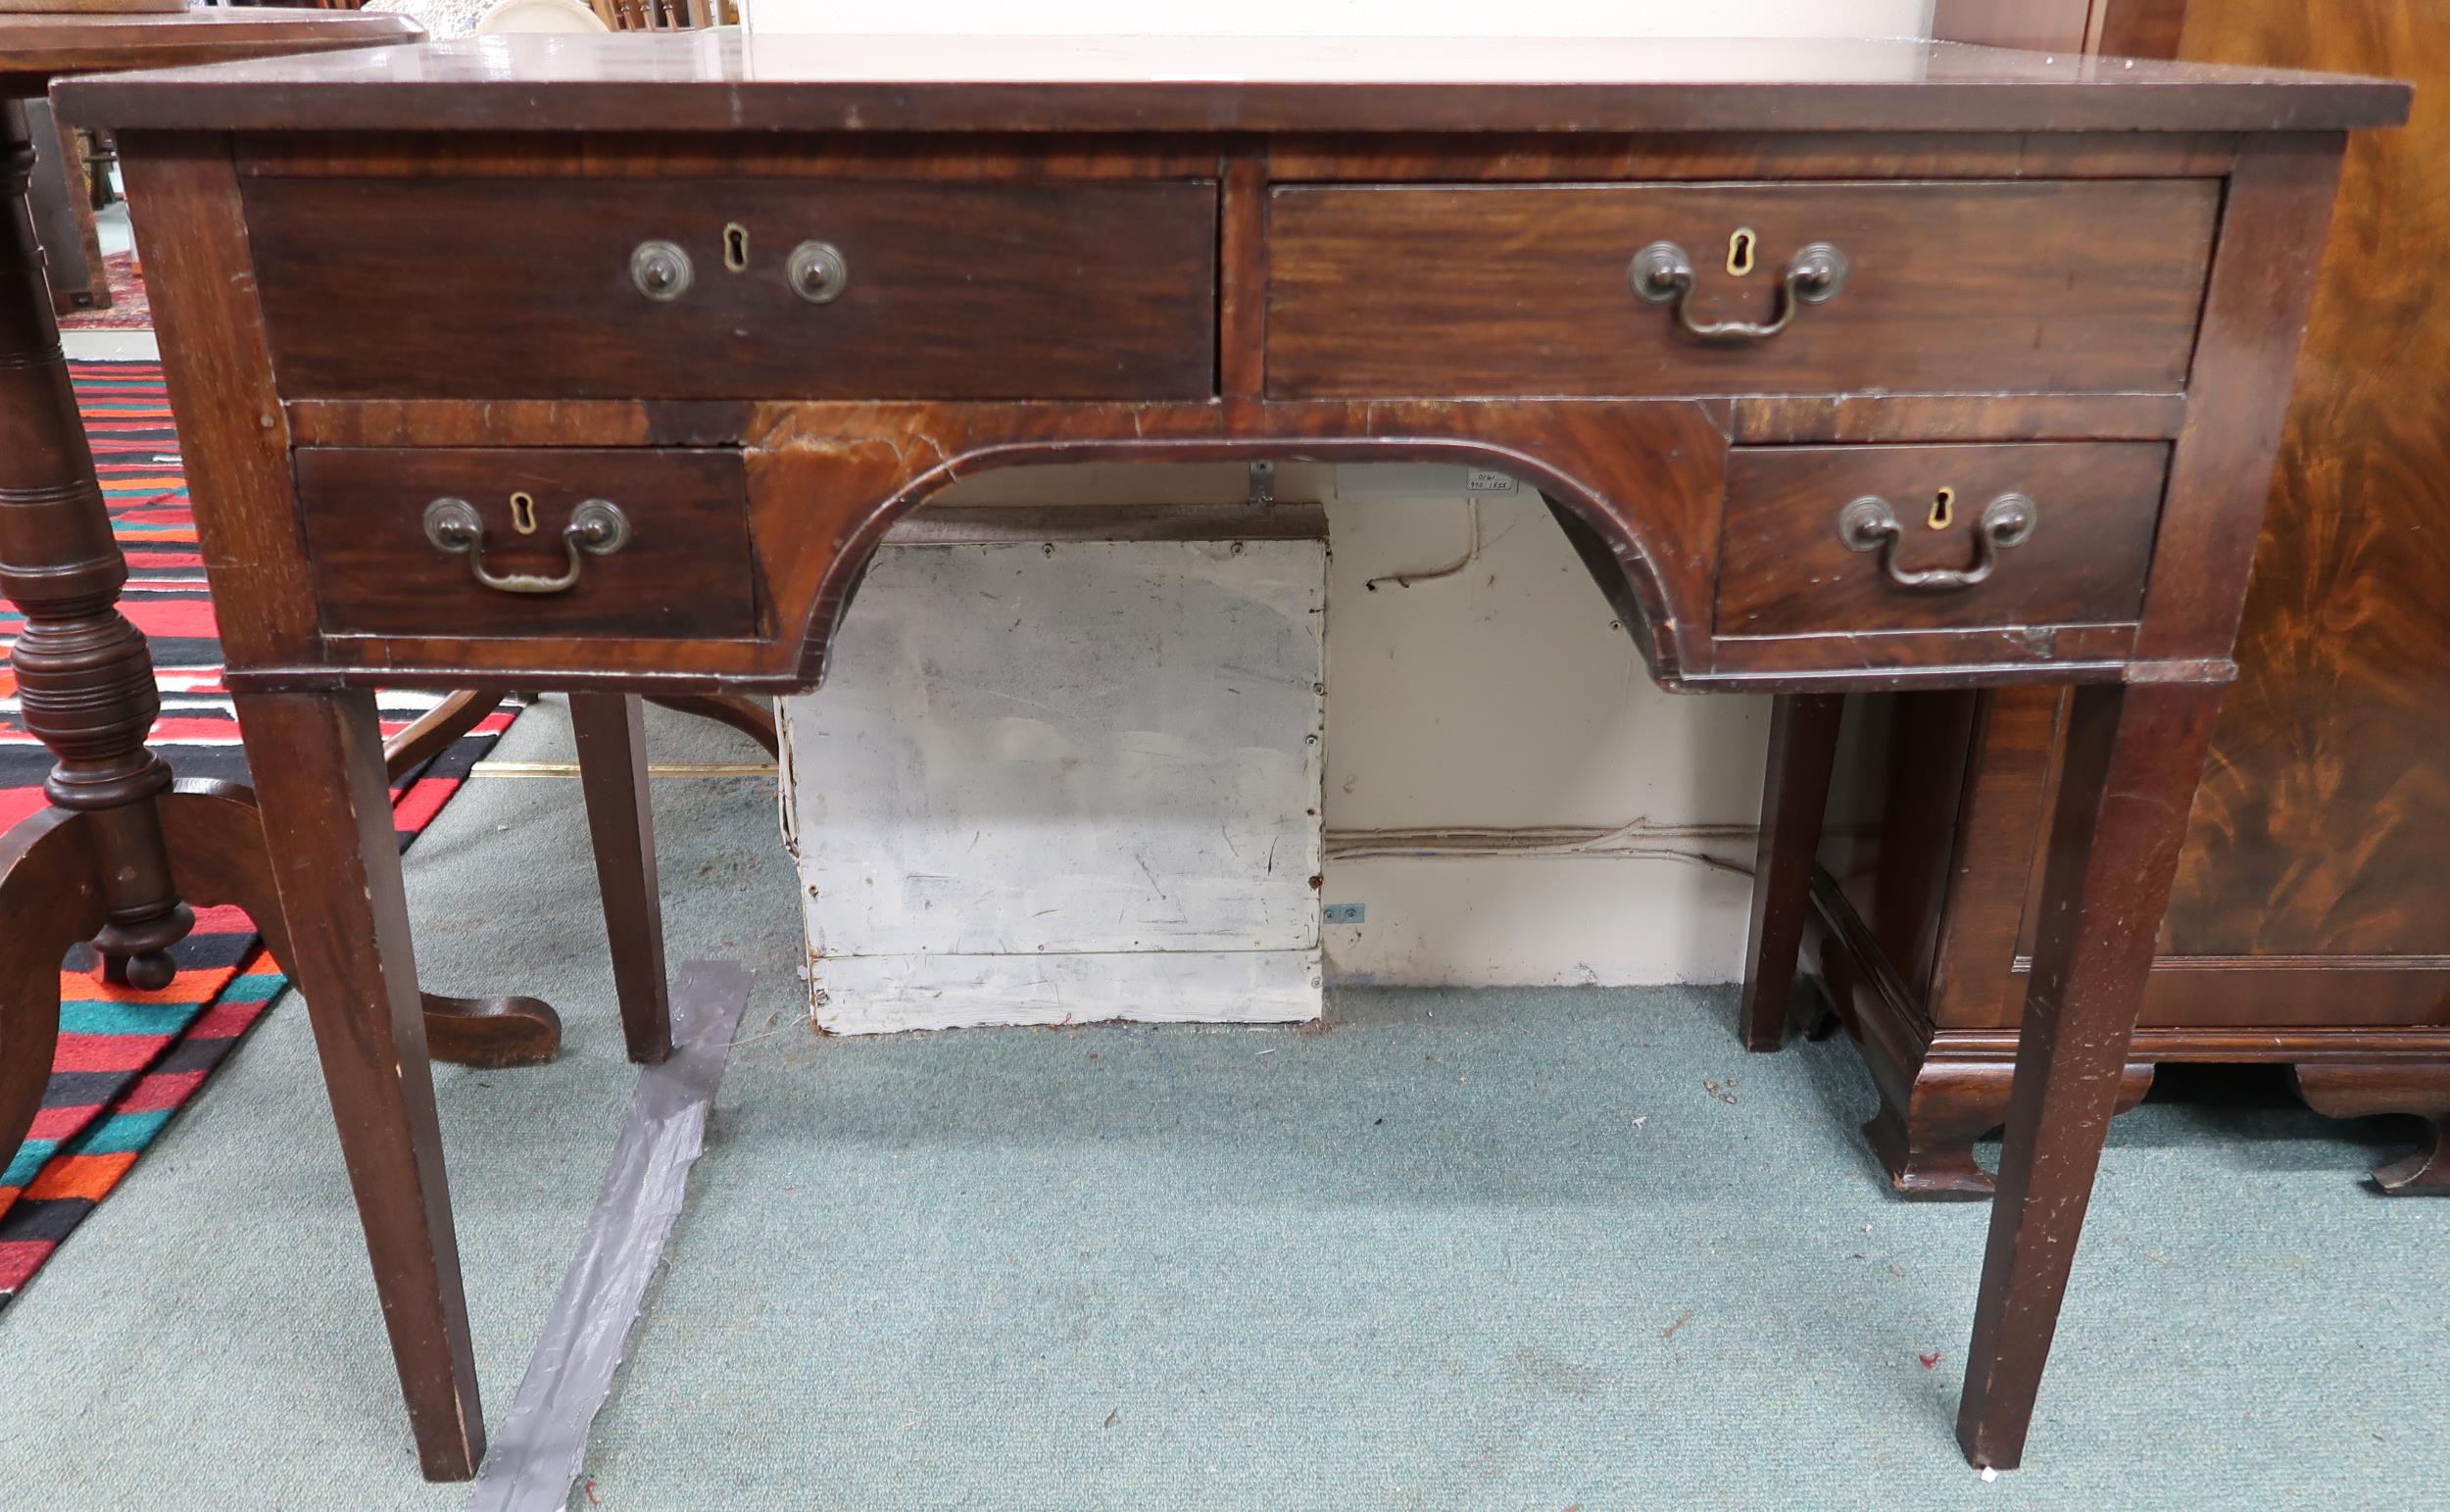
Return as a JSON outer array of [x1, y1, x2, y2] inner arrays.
[[1928, 487, 1956, 531], [723, 222, 750, 272], [1727, 227, 1758, 278], [510, 492, 539, 535]]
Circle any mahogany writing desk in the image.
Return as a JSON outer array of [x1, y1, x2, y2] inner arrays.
[[56, 32, 2407, 1484]]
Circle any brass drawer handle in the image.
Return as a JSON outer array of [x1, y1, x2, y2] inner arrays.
[[630, 240, 693, 302], [1837, 492, 2036, 592], [1630, 239, 1848, 342], [786, 240, 850, 304], [422, 497, 631, 596]]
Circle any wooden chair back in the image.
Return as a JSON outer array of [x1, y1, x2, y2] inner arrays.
[[588, 0, 730, 28]]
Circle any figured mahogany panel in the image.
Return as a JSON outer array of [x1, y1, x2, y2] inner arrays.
[[1265, 181, 2219, 399], [1718, 443, 2168, 636], [295, 447, 756, 640], [2155, 0, 2450, 958], [242, 176, 1218, 401]]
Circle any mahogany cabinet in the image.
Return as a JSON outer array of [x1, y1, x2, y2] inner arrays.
[[1804, 0, 2450, 1196]]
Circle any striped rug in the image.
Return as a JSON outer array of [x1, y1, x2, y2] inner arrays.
[[0, 361, 515, 1308]]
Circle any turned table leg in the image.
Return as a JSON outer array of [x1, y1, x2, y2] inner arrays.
[[1, 100, 189, 989], [1739, 693, 1843, 1052], [1955, 679, 2222, 1470], [571, 693, 672, 1064], [232, 690, 484, 1481]]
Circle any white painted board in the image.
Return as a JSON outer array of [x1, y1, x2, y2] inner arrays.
[[780, 538, 1326, 1033], [810, 951, 1321, 1037]]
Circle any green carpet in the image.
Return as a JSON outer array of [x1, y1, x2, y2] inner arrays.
[[0, 698, 2443, 1510]]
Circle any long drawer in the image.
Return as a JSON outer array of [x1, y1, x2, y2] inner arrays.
[[1265, 180, 2219, 398], [245, 177, 1219, 401]]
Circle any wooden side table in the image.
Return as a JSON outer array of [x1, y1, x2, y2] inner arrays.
[[0, 9, 567, 1169], [57, 32, 2405, 1483]]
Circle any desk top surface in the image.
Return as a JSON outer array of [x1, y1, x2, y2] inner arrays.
[[55, 31, 2410, 135], [1, 9, 418, 99]]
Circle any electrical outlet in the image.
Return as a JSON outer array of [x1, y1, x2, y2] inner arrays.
[[1463, 468, 1520, 496], [1323, 903, 1366, 925]]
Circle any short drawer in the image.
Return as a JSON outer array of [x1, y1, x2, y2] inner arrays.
[[1266, 180, 2218, 398], [1714, 443, 2169, 637], [246, 178, 1218, 401], [296, 448, 757, 640]]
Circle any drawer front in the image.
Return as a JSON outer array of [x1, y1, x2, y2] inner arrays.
[[1267, 181, 2218, 398], [1715, 443, 2169, 637], [247, 178, 1218, 401], [297, 448, 757, 639]]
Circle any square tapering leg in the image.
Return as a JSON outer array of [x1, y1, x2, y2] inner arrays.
[[1739, 694, 1844, 1052], [570, 693, 672, 1065], [1955, 679, 2224, 1469], [233, 690, 486, 1481]]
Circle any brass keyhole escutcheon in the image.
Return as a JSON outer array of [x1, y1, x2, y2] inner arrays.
[[723, 222, 750, 273], [1928, 487, 1956, 531], [1726, 227, 1758, 277], [510, 491, 539, 535]]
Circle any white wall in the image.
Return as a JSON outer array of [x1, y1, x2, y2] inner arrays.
[[1318, 474, 1769, 986], [752, 0, 1939, 987]]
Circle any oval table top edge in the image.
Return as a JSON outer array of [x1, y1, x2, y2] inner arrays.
[[2, 9, 420, 100]]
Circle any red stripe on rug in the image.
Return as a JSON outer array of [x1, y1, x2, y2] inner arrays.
[[53, 1034, 175, 1074], [392, 775, 463, 835], [0, 1241, 52, 1293], [192, 903, 253, 935], [185, 999, 270, 1041], [121, 600, 218, 640], [0, 790, 41, 830]]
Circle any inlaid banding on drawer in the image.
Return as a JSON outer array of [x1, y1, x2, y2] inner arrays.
[[1714, 442, 2170, 638], [1266, 180, 2219, 398], [245, 178, 1219, 401], [296, 447, 758, 640]]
